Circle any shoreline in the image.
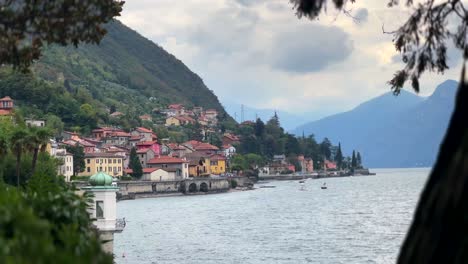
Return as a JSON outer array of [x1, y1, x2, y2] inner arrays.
[[117, 187, 253, 201]]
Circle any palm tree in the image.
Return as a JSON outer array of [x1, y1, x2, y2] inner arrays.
[[10, 128, 29, 186], [27, 127, 53, 175]]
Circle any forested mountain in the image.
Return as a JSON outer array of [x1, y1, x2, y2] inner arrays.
[[294, 80, 458, 168], [0, 20, 228, 133]]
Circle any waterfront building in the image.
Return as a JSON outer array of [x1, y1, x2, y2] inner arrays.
[[186, 152, 211, 177], [82, 172, 124, 253], [80, 153, 124, 177], [209, 154, 226, 175], [141, 167, 179, 181], [147, 156, 189, 179], [298, 155, 314, 173]]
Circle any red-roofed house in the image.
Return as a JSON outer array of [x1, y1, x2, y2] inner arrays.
[[0, 96, 14, 117], [162, 143, 191, 157], [324, 160, 337, 170], [194, 143, 219, 155], [139, 114, 152, 122], [147, 156, 188, 179], [104, 131, 132, 146], [165, 115, 196, 126], [136, 148, 156, 168], [136, 141, 160, 156], [168, 104, 185, 115], [131, 127, 157, 142], [222, 133, 240, 145]]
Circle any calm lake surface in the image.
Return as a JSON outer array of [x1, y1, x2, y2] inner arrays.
[[114, 168, 429, 264]]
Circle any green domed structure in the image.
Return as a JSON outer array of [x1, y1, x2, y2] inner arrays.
[[89, 171, 113, 186]]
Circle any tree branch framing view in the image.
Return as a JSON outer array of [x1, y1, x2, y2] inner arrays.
[[0, 0, 467, 263]]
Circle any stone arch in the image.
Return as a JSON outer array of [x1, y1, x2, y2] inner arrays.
[[200, 182, 209, 192], [179, 181, 186, 193], [188, 183, 198, 193]]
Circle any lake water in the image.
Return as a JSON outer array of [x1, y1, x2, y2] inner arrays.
[[114, 168, 430, 264]]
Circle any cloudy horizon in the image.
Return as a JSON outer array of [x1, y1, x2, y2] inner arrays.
[[119, 0, 462, 119]]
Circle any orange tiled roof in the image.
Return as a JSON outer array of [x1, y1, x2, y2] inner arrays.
[[194, 143, 219, 151], [136, 141, 157, 146], [136, 127, 153, 133], [148, 156, 187, 164]]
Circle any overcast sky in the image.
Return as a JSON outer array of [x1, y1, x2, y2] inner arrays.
[[119, 0, 462, 117]]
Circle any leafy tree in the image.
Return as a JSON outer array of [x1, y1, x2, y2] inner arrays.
[[0, 0, 123, 71], [244, 153, 265, 170], [45, 114, 64, 135], [335, 143, 344, 169], [129, 147, 143, 179], [0, 173, 113, 263], [291, 0, 468, 262], [65, 145, 85, 176]]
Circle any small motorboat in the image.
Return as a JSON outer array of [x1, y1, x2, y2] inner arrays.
[[299, 180, 305, 183], [321, 183, 327, 189]]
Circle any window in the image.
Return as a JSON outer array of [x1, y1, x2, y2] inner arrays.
[[113, 159, 116, 163], [87, 159, 90, 164], [108, 159, 112, 163], [87, 167, 90, 173], [118, 159, 121, 163], [96, 201, 104, 219]]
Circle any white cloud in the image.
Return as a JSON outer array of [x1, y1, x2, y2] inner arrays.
[[119, 0, 462, 116]]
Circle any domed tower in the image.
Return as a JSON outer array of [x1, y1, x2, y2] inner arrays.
[[82, 171, 124, 253]]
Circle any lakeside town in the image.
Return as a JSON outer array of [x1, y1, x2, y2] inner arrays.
[[1, 95, 368, 188]]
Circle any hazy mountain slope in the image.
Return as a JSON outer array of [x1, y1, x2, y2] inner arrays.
[[294, 80, 457, 168]]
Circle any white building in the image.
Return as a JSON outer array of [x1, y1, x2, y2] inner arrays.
[[82, 172, 124, 253], [25, 119, 45, 127], [55, 149, 74, 181], [141, 167, 178, 181]]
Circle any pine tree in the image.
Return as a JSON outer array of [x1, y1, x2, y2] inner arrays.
[[351, 150, 357, 169], [335, 142, 343, 169], [129, 147, 143, 179], [357, 152, 362, 168]]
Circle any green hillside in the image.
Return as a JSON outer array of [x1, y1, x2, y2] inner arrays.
[[0, 20, 228, 133]]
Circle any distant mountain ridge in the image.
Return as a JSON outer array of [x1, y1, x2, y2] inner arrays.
[[294, 80, 458, 168]]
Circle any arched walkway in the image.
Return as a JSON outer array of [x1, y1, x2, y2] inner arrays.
[[188, 183, 198, 193], [199, 182, 209, 192]]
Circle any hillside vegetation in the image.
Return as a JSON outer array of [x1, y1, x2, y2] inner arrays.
[[0, 20, 228, 133]]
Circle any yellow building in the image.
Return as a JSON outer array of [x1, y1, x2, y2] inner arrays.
[[165, 116, 181, 126], [209, 155, 226, 175], [80, 153, 124, 177], [188, 157, 211, 177]]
